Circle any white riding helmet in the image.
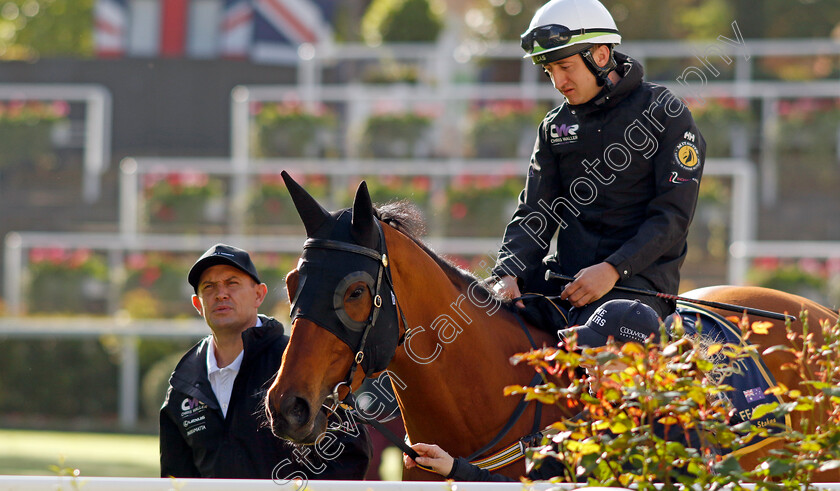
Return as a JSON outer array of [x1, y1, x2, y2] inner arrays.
[[521, 0, 621, 65]]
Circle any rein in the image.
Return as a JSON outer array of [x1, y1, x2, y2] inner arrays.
[[306, 220, 547, 472]]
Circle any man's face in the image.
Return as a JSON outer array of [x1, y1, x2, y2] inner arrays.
[[192, 264, 265, 334], [542, 46, 608, 105]]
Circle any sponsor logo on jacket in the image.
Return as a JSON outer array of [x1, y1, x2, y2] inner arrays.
[[181, 397, 207, 417], [550, 123, 579, 145]]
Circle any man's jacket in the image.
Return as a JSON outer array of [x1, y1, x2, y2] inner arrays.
[[160, 315, 372, 479], [494, 52, 706, 299]]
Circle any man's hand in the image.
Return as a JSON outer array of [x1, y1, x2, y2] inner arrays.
[[493, 275, 524, 308], [560, 262, 620, 307], [403, 443, 454, 476]]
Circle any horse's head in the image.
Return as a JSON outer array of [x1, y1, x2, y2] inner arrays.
[[266, 171, 402, 443]]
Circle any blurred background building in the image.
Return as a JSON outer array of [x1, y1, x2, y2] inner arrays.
[[0, 0, 839, 476]]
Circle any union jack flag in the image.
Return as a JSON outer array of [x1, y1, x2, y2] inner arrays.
[[93, 0, 128, 57], [220, 0, 255, 58], [252, 0, 332, 64]]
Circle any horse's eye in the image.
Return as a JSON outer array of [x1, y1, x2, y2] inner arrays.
[[349, 287, 365, 300]]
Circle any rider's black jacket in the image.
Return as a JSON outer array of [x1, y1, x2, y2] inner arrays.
[[160, 315, 372, 479], [494, 53, 705, 304]]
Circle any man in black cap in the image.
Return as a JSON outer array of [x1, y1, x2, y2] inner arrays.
[[160, 243, 372, 479], [558, 298, 661, 348]]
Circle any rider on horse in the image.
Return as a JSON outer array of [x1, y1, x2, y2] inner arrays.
[[491, 0, 706, 327]]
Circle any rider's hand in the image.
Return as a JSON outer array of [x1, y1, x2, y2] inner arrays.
[[403, 443, 455, 476], [560, 262, 619, 307], [493, 275, 524, 308]]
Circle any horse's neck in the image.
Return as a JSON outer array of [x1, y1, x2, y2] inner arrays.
[[384, 228, 559, 455]]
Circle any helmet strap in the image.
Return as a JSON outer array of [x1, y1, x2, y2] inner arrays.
[[580, 45, 617, 88]]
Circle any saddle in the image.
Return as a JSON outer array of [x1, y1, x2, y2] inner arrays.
[[670, 302, 789, 455]]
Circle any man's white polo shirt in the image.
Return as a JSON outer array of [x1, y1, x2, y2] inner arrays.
[[206, 318, 262, 418]]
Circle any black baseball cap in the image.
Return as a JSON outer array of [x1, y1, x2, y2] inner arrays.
[[188, 243, 261, 292], [559, 299, 661, 348]]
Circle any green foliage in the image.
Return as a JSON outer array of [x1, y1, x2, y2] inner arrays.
[[469, 102, 546, 158], [0, 338, 118, 418], [255, 102, 336, 158], [443, 175, 522, 237], [0, 100, 69, 168], [143, 172, 226, 228], [361, 111, 433, 158], [26, 248, 109, 314], [507, 312, 840, 488], [362, 0, 443, 45], [122, 252, 195, 318], [0, 0, 94, 60]]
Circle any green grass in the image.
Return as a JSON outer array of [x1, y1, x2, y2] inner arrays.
[[0, 429, 159, 477]]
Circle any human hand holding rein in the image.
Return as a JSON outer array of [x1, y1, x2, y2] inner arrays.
[[403, 443, 455, 476]]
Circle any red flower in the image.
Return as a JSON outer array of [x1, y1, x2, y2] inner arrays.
[[450, 202, 468, 220]]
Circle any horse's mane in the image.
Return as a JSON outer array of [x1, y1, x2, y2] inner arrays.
[[375, 200, 515, 312]]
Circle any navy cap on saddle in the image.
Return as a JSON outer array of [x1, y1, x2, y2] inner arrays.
[[188, 243, 261, 292], [559, 299, 661, 347]]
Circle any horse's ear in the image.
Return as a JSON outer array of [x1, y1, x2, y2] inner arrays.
[[281, 170, 330, 237], [351, 181, 378, 248]]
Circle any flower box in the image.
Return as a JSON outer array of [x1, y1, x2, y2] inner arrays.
[[468, 102, 545, 158], [122, 253, 195, 318], [361, 112, 433, 158], [255, 102, 337, 158], [443, 175, 522, 237], [26, 248, 108, 314], [0, 100, 69, 169], [143, 171, 226, 230]]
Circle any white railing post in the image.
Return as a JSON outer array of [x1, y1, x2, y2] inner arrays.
[[3, 232, 24, 316]]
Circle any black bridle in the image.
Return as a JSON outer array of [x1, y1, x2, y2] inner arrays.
[[300, 219, 544, 468]]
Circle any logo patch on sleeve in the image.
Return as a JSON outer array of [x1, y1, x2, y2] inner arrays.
[[674, 141, 700, 171]]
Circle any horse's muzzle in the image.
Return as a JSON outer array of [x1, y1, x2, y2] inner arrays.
[[265, 390, 325, 444]]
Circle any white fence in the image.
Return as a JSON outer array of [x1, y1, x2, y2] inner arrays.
[[1, 476, 840, 491]]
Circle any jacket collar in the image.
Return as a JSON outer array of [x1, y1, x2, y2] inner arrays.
[[168, 316, 285, 405]]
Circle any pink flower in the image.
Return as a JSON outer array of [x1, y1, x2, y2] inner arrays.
[[51, 100, 71, 118], [126, 253, 148, 270], [450, 202, 468, 220], [753, 257, 779, 270], [69, 249, 92, 268]]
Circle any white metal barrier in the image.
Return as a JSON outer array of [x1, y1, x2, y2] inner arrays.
[[1, 476, 840, 491]]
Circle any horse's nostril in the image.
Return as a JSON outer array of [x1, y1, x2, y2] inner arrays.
[[283, 395, 311, 428]]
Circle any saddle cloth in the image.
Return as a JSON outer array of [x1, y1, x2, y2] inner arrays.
[[672, 302, 790, 455]]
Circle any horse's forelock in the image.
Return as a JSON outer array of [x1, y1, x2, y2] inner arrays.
[[375, 200, 426, 238]]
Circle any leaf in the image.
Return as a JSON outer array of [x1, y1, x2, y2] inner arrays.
[[819, 460, 840, 472], [764, 458, 794, 476], [750, 402, 779, 420], [726, 316, 742, 324], [750, 321, 774, 334], [565, 440, 601, 455], [609, 413, 633, 434], [707, 343, 723, 356], [503, 385, 526, 396]]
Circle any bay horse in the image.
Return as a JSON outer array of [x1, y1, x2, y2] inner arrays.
[[265, 172, 839, 481]]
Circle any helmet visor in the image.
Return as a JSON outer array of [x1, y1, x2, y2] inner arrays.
[[521, 24, 619, 55]]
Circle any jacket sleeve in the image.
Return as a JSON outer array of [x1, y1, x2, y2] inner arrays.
[[160, 388, 200, 478], [605, 91, 705, 284], [493, 117, 561, 282], [449, 457, 518, 482]]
